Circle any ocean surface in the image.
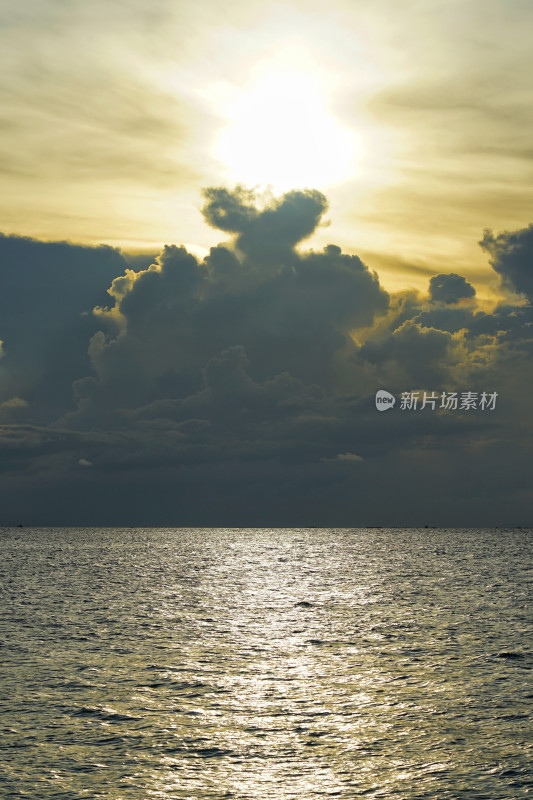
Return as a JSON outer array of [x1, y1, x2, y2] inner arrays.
[[0, 527, 531, 799]]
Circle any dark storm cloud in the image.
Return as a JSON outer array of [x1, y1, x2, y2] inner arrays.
[[0, 235, 128, 421], [202, 186, 329, 265], [413, 306, 479, 335], [429, 273, 476, 304], [480, 224, 533, 301], [357, 320, 455, 386], [0, 191, 532, 525], [64, 187, 389, 426]]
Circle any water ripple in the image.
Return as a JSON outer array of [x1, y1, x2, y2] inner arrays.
[[0, 526, 531, 799]]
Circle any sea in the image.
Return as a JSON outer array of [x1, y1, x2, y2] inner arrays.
[[0, 527, 531, 799]]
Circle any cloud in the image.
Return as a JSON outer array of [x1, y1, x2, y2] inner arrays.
[[480, 224, 533, 301], [357, 319, 456, 386], [0, 234, 129, 421], [429, 273, 476, 304], [322, 452, 363, 463], [202, 186, 329, 265], [0, 397, 28, 409], [0, 397, 29, 423], [0, 189, 532, 525], [64, 187, 389, 425]]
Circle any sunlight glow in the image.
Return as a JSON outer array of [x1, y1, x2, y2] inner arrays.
[[214, 68, 360, 192]]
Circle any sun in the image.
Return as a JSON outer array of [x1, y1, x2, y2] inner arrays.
[[213, 66, 359, 193]]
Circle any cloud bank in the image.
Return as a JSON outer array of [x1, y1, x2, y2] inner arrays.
[[0, 188, 531, 526]]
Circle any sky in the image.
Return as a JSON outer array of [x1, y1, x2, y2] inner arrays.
[[0, 0, 532, 526]]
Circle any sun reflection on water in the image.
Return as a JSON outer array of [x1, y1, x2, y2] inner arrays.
[[1, 527, 531, 798]]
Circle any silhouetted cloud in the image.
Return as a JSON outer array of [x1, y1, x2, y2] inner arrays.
[[358, 320, 455, 386], [429, 273, 476, 304], [480, 224, 533, 301], [63, 187, 388, 427], [0, 190, 531, 526], [0, 234, 128, 421], [202, 186, 329, 265]]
